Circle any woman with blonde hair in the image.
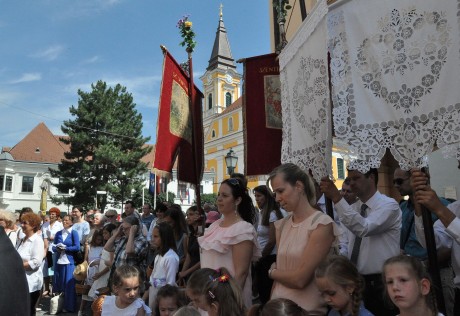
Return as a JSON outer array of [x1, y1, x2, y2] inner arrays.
[[267, 163, 340, 315], [0, 209, 18, 245]]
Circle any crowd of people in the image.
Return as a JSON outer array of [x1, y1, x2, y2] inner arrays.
[[0, 161, 458, 316]]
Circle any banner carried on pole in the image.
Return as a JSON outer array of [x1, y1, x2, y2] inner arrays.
[[243, 53, 282, 176], [279, 0, 332, 183], [153, 48, 204, 184]]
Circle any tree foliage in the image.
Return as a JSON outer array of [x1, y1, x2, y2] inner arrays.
[[50, 81, 151, 211], [199, 193, 217, 206]]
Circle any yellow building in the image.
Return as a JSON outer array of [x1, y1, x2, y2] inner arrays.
[[200, 9, 246, 193]]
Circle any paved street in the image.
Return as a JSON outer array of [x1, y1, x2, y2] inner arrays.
[[36, 295, 89, 316]]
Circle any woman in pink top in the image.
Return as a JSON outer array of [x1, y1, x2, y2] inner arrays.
[[268, 163, 340, 315], [198, 178, 260, 308]]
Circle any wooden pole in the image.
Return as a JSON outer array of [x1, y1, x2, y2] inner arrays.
[[187, 50, 204, 228], [416, 167, 446, 314], [299, 0, 307, 21]]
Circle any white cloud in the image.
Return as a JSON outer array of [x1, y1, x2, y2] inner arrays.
[[31, 45, 65, 61], [9, 73, 42, 84], [81, 56, 101, 64]]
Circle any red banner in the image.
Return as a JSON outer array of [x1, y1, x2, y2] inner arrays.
[[243, 53, 282, 176], [153, 49, 204, 184]]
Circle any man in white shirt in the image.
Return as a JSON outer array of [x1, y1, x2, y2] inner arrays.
[[321, 168, 401, 316], [412, 161, 460, 314]]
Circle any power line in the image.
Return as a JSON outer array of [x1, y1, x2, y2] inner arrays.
[[0, 99, 143, 141]]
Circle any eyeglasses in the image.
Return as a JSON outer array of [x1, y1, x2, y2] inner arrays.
[[393, 178, 409, 185]]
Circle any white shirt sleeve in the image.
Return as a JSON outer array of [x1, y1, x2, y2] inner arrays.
[[28, 236, 45, 270], [334, 196, 401, 238], [414, 215, 453, 250], [163, 253, 179, 286]]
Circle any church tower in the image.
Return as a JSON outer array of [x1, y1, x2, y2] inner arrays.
[[200, 6, 244, 192], [200, 5, 242, 122]]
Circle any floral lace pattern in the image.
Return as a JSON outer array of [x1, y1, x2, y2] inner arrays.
[[280, 0, 331, 182], [328, 0, 460, 172]]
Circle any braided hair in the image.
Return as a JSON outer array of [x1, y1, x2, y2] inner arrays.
[[315, 255, 364, 316]]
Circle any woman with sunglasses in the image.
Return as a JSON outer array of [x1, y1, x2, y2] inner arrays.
[[198, 177, 261, 308]]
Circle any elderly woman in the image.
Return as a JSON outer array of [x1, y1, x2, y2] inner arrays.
[[0, 209, 18, 245], [53, 215, 80, 313], [16, 212, 44, 316], [104, 216, 149, 286], [267, 163, 340, 315], [198, 178, 261, 308], [41, 207, 63, 296]]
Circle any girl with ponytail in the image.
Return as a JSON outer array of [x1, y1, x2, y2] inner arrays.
[[382, 255, 441, 316]]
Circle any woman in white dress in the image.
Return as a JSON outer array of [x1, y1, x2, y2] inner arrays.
[[87, 224, 116, 300]]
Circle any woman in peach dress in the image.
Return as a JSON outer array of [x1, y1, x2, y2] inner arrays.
[[268, 163, 340, 315], [198, 178, 260, 308]]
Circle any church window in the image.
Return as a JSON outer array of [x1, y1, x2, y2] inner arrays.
[[228, 117, 234, 131], [212, 130, 216, 138], [208, 94, 213, 110], [225, 92, 232, 107]]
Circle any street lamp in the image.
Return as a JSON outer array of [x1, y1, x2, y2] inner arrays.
[[225, 148, 238, 175]]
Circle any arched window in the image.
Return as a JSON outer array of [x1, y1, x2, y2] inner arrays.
[[225, 92, 232, 107], [208, 94, 213, 110], [228, 117, 234, 131], [211, 130, 216, 138]]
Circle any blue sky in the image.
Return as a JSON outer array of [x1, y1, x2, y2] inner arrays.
[[0, 0, 271, 148]]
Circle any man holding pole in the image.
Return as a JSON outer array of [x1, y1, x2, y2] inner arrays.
[[321, 168, 401, 316], [411, 160, 460, 314]]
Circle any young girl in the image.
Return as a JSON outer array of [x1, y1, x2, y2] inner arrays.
[[145, 222, 180, 311], [88, 224, 116, 300], [315, 255, 374, 316], [201, 267, 245, 316], [186, 268, 220, 314], [101, 265, 151, 316], [383, 255, 441, 316], [248, 298, 310, 316], [154, 284, 187, 316], [79, 229, 105, 314]]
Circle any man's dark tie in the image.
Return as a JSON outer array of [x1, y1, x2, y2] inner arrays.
[[350, 203, 368, 265]]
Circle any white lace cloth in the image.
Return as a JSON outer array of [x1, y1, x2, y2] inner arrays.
[[328, 0, 460, 172], [279, 0, 332, 182]]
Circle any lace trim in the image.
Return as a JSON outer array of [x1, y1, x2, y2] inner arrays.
[[328, 0, 460, 173], [279, 0, 328, 69]]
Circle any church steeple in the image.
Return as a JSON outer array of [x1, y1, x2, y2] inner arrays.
[[207, 5, 236, 71]]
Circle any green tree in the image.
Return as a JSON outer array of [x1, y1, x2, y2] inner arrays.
[[50, 81, 151, 211], [200, 193, 217, 206]]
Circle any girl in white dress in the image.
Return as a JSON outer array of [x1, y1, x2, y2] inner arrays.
[[79, 229, 104, 315], [88, 224, 116, 300], [102, 265, 151, 316], [144, 222, 179, 311]]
